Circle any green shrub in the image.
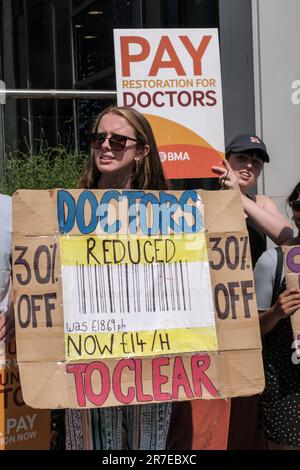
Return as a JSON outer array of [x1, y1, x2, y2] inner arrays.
[[0, 142, 88, 195]]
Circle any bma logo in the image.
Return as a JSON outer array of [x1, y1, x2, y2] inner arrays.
[[159, 152, 190, 162]]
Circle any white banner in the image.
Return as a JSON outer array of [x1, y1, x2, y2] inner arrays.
[[114, 28, 225, 179]]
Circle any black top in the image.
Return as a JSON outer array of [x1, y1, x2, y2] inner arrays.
[[259, 250, 300, 447], [261, 280, 300, 446]]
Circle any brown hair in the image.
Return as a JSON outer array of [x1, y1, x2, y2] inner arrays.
[[78, 106, 170, 190]]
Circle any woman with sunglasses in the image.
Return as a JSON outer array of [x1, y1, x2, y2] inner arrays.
[[79, 106, 168, 191], [254, 182, 300, 449], [65, 105, 170, 450]]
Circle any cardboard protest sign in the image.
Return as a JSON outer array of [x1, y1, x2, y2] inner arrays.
[[114, 29, 224, 179], [0, 339, 50, 449], [284, 245, 300, 346], [12, 189, 264, 409]]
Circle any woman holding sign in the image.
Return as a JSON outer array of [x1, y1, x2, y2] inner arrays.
[[212, 134, 293, 266], [168, 135, 294, 451], [254, 182, 300, 449], [65, 106, 171, 450], [211, 135, 293, 450]]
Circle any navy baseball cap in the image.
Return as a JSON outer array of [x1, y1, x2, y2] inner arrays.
[[225, 134, 270, 163]]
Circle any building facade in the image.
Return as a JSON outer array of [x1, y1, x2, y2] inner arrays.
[[1, 0, 299, 206]]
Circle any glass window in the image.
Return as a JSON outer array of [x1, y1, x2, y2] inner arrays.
[[72, 0, 84, 9], [16, 13, 27, 89], [55, 1, 72, 88], [178, 0, 219, 28], [77, 87, 117, 151], [142, 0, 219, 28], [73, 0, 141, 84], [72, 1, 140, 150], [27, 2, 54, 88]]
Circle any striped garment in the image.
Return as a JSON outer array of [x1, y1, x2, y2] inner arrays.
[[65, 403, 172, 450]]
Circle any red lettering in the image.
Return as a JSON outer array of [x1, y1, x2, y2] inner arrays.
[[206, 90, 217, 106], [112, 359, 135, 404], [120, 36, 150, 76], [165, 90, 176, 106], [153, 91, 165, 107], [67, 354, 219, 408], [152, 357, 172, 401], [180, 35, 212, 75], [172, 356, 194, 399], [85, 362, 110, 406], [193, 90, 205, 106], [135, 359, 153, 402], [66, 363, 88, 406], [137, 91, 151, 108], [123, 91, 136, 107], [177, 91, 192, 107], [149, 36, 186, 76], [191, 354, 218, 397]]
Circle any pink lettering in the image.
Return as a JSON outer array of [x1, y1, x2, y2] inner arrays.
[[191, 354, 218, 397], [135, 359, 153, 402], [66, 363, 88, 406], [172, 356, 194, 399], [85, 362, 110, 406], [112, 359, 135, 404], [152, 357, 172, 401]]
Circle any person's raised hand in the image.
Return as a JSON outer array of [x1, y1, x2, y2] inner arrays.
[[212, 159, 240, 191]]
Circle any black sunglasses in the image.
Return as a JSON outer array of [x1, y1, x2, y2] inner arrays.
[[90, 132, 139, 151], [290, 200, 300, 212]]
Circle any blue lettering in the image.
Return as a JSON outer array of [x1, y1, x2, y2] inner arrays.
[[159, 192, 181, 234], [56, 189, 203, 236], [57, 190, 76, 234], [76, 191, 98, 234], [179, 190, 203, 233], [99, 190, 122, 233], [122, 190, 145, 234], [139, 193, 160, 236]]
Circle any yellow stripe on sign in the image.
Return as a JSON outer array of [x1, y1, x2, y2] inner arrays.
[[65, 326, 218, 361], [60, 233, 208, 266]]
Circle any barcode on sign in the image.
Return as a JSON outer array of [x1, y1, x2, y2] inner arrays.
[[74, 261, 192, 315]]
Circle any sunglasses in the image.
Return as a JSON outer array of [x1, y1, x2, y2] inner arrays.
[[90, 132, 140, 151], [290, 200, 300, 212]]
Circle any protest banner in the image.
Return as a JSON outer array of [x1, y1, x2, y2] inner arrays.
[[284, 245, 300, 347], [0, 339, 50, 449], [12, 188, 264, 409], [114, 29, 224, 179]]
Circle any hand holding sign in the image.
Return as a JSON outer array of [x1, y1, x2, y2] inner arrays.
[[272, 288, 300, 319], [284, 245, 300, 345]]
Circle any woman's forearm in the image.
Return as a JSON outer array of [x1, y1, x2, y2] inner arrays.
[[241, 194, 293, 245], [259, 307, 281, 335]]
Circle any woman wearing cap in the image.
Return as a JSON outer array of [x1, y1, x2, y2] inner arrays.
[[212, 134, 294, 450], [212, 134, 293, 266], [254, 182, 300, 449]]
